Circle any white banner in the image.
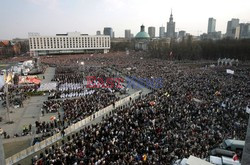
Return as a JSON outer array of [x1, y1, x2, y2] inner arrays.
[[226, 69, 234, 75]]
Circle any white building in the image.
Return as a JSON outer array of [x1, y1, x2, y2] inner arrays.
[[28, 32, 110, 56]]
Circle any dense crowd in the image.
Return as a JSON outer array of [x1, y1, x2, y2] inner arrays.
[[34, 66, 120, 139], [29, 52, 250, 164]]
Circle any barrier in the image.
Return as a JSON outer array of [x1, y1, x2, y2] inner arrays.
[[5, 90, 141, 165]]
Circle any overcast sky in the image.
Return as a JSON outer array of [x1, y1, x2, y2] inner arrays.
[[1, 0, 250, 39]]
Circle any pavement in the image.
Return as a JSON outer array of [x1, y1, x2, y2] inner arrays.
[[0, 67, 55, 138]]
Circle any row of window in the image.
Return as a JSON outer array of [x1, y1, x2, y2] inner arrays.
[[29, 37, 110, 50]]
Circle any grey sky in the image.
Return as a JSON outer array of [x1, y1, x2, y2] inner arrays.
[[0, 0, 250, 39]]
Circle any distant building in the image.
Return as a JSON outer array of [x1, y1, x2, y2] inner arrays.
[[200, 31, 222, 40], [96, 31, 101, 35], [166, 10, 176, 38], [148, 26, 156, 38], [135, 25, 150, 50], [112, 31, 115, 38], [103, 27, 114, 38], [233, 26, 241, 39], [28, 32, 110, 56], [178, 31, 186, 38], [159, 26, 165, 38], [125, 29, 131, 40], [0, 40, 21, 56], [226, 18, 240, 38], [208, 18, 216, 33], [240, 23, 250, 39]]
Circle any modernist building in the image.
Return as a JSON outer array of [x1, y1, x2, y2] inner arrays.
[[28, 32, 110, 56], [159, 26, 165, 38], [135, 25, 150, 50], [103, 27, 114, 38], [148, 26, 156, 38], [239, 23, 250, 39], [208, 18, 216, 33], [125, 29, 132, 40], [166, 10, 176, 38], [226, 18, 240, 38]]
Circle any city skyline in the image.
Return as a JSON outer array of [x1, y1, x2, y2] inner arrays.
[[1, 0, 250, 39]]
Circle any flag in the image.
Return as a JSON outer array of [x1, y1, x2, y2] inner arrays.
[[149, 101, 156, 106], [169, 51, 173, 56], [50, 116, 56, 121], [164, 92, 170, 97], [226, 69, 234, 75], [142, 154, 147, 161], [233, 153, 239, 161], [6, 72, 13, 83], [215, 91, 221, 96]]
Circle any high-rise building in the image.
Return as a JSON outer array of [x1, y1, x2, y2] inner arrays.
[[159, 26, 165, 38], [240, 23, 250, 39], [207, 18, 216, 33], [125, 30, 131, 39], [148, 26, 156, 38], [226, 19, 240, 37], [103, 27, 113, 38], [166, 10, 176, 38], [96, 31, 101, 35]]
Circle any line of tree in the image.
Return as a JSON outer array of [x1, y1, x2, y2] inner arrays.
[[148, 36, 250, 60]]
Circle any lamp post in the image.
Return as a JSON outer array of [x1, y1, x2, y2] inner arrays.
[[0, 136, 5, 165]]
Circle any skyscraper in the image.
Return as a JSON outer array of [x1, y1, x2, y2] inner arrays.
[[103, 27, 113, 38], [240, 23, 250, 39], [166, 10, 176, 38], [125, 29, 131, 39], [159, 26, 165, 38], [226, 19, 240, 37], [148, 26, 156, 38], [207, 18, 216, 33]]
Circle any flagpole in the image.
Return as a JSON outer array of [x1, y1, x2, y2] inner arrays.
[[4, 83, 10, 123]]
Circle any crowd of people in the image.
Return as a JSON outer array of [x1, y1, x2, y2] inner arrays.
[[28, 52, 250, 164], [1, 52, 249, 164]]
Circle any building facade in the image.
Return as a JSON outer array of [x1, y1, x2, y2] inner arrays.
[[103, 27, 113, 38], [166, 11, 176, 38], [148, 26, 156, 38], [208, 18, 216, 33], [240, 23, 250, 39], [28, 32, 110, 56], [125, 30, 131, 40], [226, 18, 240, 38], [159, 26, 165, 38]]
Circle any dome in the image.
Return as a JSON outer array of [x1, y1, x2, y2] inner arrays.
[[135, 25, 150, 39]]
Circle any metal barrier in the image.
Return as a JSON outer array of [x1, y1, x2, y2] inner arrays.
[[5, 90, 141, 165]]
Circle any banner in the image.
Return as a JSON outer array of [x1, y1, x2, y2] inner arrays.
[[226, 69, 234, 75]]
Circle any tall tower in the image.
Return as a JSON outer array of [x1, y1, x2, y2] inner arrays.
[[166, 9, 176, 38], [207, 18, 216, 33], [148, 26, 156, 38]]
